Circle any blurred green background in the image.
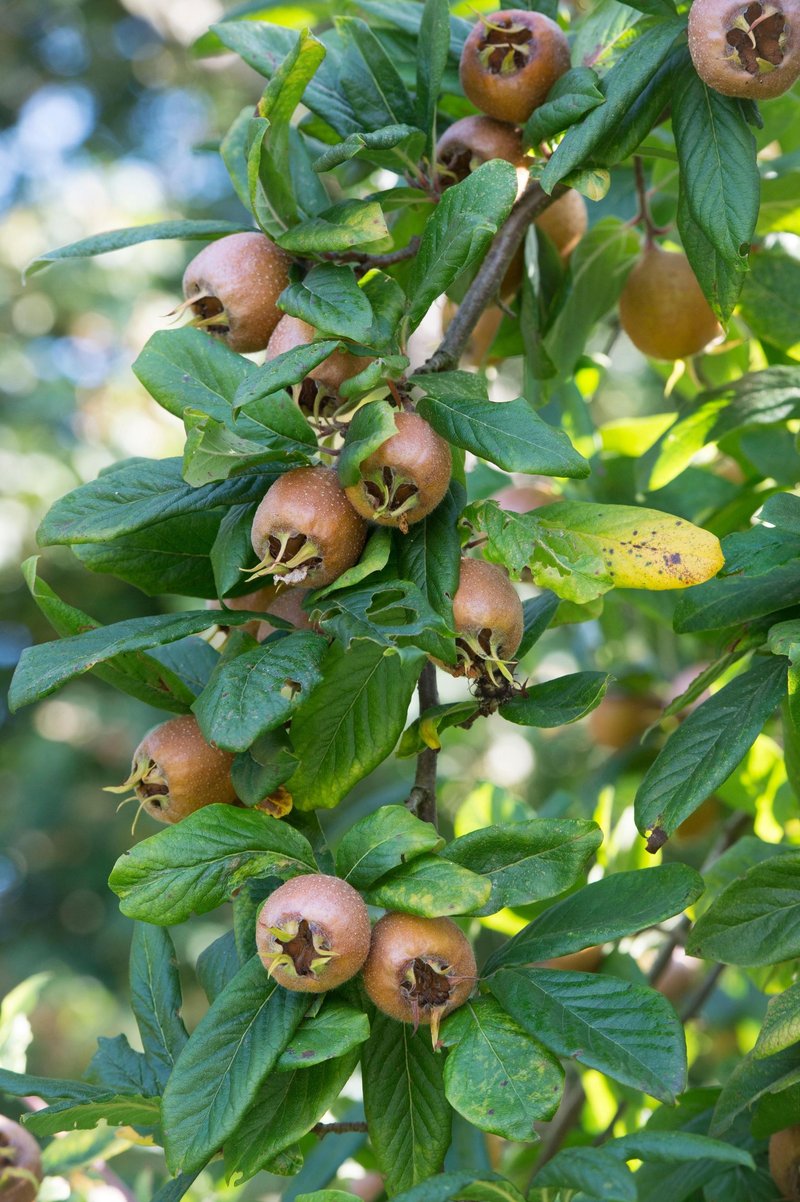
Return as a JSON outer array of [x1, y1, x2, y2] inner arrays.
[[1, 0, 796, 1198]]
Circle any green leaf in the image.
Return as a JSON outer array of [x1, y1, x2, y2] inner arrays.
[[108, 805, 316, 925], [380, 1172, 524, 1202], [337, 400, 398, 488], [279, 263, 375, 342], [444, 819, 602, 914], [441, 998, 562, 1141], [130, 925, 188, 1091], [634, 657, 788, 849], [416, 0, 450, 160], [225, 1048, 361, 1182], [755, 981, 800, 1058], [535, 1148, 636, 1201], [740, 248, 800, 348], [192, 631, 329, 752], [541, 22, 684, 190], [362, 1013, 451, 1195], [524, 67, 605, 148], [605, 1130, 755, 1169], [182, 407, 314, 486], [501, 672, 610, 728], [276, 199, 389, 254], [17, 557, 194, 714], [197, 931, 240, 1003], [339, 354, 410, 400], [8, 607, 266, 712], [358, 270, 407, 353], [212, 503, 259, 597], [397, 480, 465, 623], [406, 161, 519, 330], [133, 327, 254, 424], [0, 1068, 106, 1104], [23, 1096, 161, 1138], [687, 850, 800, 967], [38, 456, 272, 546], [233, 340, 341, 412], [672, 60, 759, 268], [710, 1044, 800, 1136], [312, 580, 455, 662], [86, 1034, 159, 1099], [415, 373, 588, 478], [276, 1001, 370, 1071], [364, 853, 492, 916], [310, 527, 393, 600], [490, 968, 687, 1102], [484, 863, 704, 972], [313, 125, 422, 172], [25, 220, 250, 277], [73, 512, 222, 599], [396, 700, 479, 759], [335, 804, 444, 889], [678, 188, 745, 324], [162, 957, 309, 1174], [337, 16, 416, 130], [288, 642, 425, 811]]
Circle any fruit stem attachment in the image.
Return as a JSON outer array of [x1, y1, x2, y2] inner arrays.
[[317, 236, 421, 270], [633, 157, 670, 247], [407, 660, 440, 827]]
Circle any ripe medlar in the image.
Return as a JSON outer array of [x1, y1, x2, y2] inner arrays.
[[344, 412, 452, 532], [588, 690, 663, 749], [181, 232, 291, 354], [618, 245, 722, 360], [256, 874, 372, 993], [689, 0, 800, 99], [436, 115, 528, 193], [460, 10, 571, 124], [0, 1115, 43, 1202], [207, 584, 282, 640], [362, 912, 477, 1044], [106, 714, 237, 825], [443, 557, 524, 686], [770, 1125, 800, 1200], [266, 314, 373, 395], [536, 189, 589, 258], [249, 466, 368, 587]]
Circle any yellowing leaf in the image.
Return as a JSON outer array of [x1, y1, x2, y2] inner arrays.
[[538, 502, 724, 591]]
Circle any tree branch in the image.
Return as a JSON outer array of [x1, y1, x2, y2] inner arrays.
[[312, 1121, 369, 1138], [320, 237, 421, 268], [407, 660, 440, 828], [528, 1078, 585, 1187], [417, 181, 562, 375]]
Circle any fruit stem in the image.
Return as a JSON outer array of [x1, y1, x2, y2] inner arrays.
[[632, 156, 670, 246], [317, 236, 421, 270], [407, 661, 440, 827]]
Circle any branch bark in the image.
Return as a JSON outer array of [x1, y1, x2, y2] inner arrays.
[[406, 660, 440, 828], [312, 1120, 369, 1138]]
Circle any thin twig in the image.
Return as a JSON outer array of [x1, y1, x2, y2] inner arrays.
[[312, 1121, 369, 1138], [416, 181, 563, 375], [680, 962, 726, 1023], [407, 661, 440, 828], [320, 237, 421, 268], [592, 1100, 628, 1145], [528, 1079, 585, 1188]]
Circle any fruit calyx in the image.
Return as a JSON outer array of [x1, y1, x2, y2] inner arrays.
[[455, 626, 518, 688], [477, 15, 535, 74], [104, 756, 169, 827], [264, 917, 338, 980], [401, 955, 458, 1042], [248, 529, 323, 585], [726, 2, 785, 73], [360, 465, 421, 530]]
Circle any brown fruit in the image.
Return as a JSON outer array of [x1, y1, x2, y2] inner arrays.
[[0, 1116, 42, 1202], [256, 874, 371, 993], [443, 558, 524, 683], [460, 10, 571, 124], [344, 412, 452, 531], [588, 691, 662, 750], [535, 190, 588, 258], [207, 584, 281, 639], [689, 0, 800, 99], [249, 466, 368, 588], [619, 245, 722, 361], [266, 314, 373, 393], [436, 115, 529, 195], [770, 1125, 800, 1199], [105, 715, 237, 825], [256, 587, 316, 642], [442, 302, 506, 366], [362, 912, 477, 1043], [181, 232, 291, 354]]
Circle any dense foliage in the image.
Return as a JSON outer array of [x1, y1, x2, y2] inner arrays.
[[3, 0, 800, 1200]]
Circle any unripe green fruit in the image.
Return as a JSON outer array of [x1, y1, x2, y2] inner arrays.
[[181, 232, 291, 353], [107, 715, 237, 825], [688, 0, 800, 99], [619, 245, 722, 361], [266, 314, 373, 393], [460, 10, 571, 124], [249, 466, 368, 588], [256, 874, 372, 993], [363, 912, 477, 1044], [344, 412, 452, 531], [0, 1115, 43, 1202]]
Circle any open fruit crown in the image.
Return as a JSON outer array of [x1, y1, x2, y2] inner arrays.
[[5, 0, 799, 1198]]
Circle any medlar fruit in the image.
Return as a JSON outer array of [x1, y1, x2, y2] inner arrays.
[[0, 1116, 43, 1202], [344, 412, 452, 532], [689, 0, 800, 99], [536, 189, 588, 258], [460, 10, 571, 124], [207, 584, 282, 639], [442, 557, 524, 685], [436, 115, 528, 194], [249, 466, 368, 587], [106, 715, 237, 825], [362, 912, 477, 1044], [266, 314, 373, 394], [770, 1125, 800, 1200], [181, 231, 291, 354], [256, 874, 372, 993], [618, 245, 722, 360]]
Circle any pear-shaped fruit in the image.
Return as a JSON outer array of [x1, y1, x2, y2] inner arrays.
[[619, 245, 722, 360]]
